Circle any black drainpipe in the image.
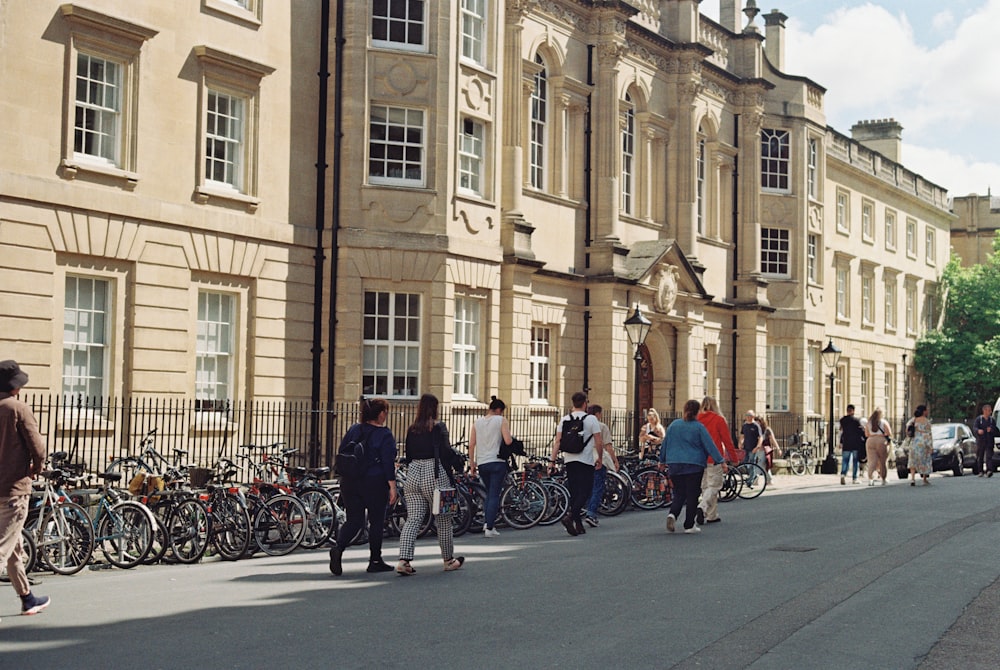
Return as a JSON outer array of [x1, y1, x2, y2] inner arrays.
[[309, 0, 331, 467], [583, 46, 594, 392], [730, 115, 740, 420]]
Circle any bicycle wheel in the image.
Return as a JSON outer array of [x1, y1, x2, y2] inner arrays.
[[387, 494, 433, 538], [719, 469, 741, 502], [21, 528, 37, 574], [599, 471, 630, 516], [296, 486, 338, 550], [144, 498, 175, 564], [36, 502, 94, 575], [209, 493, 251, 561], [538, 479, 569, 526], [789, 451, 807, 476], [736, 463, 767, 499], [106, 457, 153, 488], [97, 500, 154, 569], [168, 498, 210, 564], [630, 469, 672, 510], [253, 494, 306, 556], [499, 480, 547, 529], [464, 482, 487, 534], [451, 488, 474, 537]]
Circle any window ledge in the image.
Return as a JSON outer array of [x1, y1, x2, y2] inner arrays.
[[196, 185, 260, 213], [202, 0, 262, 29], [61, 158, 139, 190]]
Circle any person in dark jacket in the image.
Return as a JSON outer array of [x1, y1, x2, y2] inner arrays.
[[839, 404, 867, 484], [972, 403, 997, 476], [0, 360, 50, 616], [329, 397, 398, 575]]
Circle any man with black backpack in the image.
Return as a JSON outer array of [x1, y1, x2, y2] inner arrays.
[[550, 391, 604, 536]]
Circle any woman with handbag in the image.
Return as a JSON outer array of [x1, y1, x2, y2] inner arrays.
[[905, 405, 932, 486], [396, 393, 465, 575], [468, 396, 513, 537], [865, 407, 894, 486]]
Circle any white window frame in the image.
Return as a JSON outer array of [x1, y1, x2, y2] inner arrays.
[[363, 291, 421, 398], [530, 326, 551, 404], [885, 209, 897, 250], [862, 200, 874, 242], [63, 276, 111, 400], [621, 95, 635, 215], [205, 89, 245, 191], [836, 264, 850, 320], [807, 138, 818, 199], [807, 234, 819, 284], [372, 0, 427, 52], [766, 344, 790, 412], [196, 290, 236, 407], [906, 218, 917, 257], [60, 6, 157, 184], [203, 0, 262, 26], [806, 345, 818, 414], [529, 55, 547, 190], [760, 227, 790, 277], [925, 226, 936, 265], [883, 367, 895, 419], [458, 117, 485, 196], [460, 0, 486, 66], [368, 105, 426, 187], [193, 46, 273, 211], [836, 190, 850, 233], [885, 277, 897, 331], [452, 296, 481, 400], [861, 272, 874, 326], [859, 364, 872, 417], [761, 128, 790, 192], [906, 283, 917, 334], [696, 138, 706, 235]]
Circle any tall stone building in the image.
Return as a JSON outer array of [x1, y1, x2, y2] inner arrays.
[[951, 194, 1000, 267], [329, 0, 950, 427], [1, 1, 951, 441]]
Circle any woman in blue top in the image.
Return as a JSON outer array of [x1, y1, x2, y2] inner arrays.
[[659, 399, 724, 533], [329, 397, 398, 575]]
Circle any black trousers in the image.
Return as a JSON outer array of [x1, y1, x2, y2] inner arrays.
[[975, 441, 994, 474], [668, 471, 704, 530], [564, 461, 595, 522], [336, 475, 388, 561]]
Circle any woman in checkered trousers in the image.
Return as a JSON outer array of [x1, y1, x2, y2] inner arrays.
[[396, 393, 465, 575]]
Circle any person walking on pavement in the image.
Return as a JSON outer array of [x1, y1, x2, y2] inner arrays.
[[550, 391, 604, 536], [397, 394, 465, 575], [584, 404, 617, 527], [740, 410, 763, 486], [839, 404, 867, 485], [972, 403, 997, 477], [695, 396, 736, 525], [0, 360, 51, 618], [865, 407, 893, 486], [329, 397, 399, 575], [660, 399, 724, 534], [468, 396, 513, 536], [755, 416, 776, 486], [906, 405, 933, 486]]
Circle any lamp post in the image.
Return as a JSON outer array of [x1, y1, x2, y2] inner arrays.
[[820, 338, 842, 474], [624, 304, 652, 451]]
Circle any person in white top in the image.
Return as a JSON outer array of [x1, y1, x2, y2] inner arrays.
[[468, 396, 512, 537], [584, 404, 618, 527], [550, 391, 604, 536]]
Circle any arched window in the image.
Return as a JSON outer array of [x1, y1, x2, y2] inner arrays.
[[621, 93, 635, 214], [529, 54, 547, 190]]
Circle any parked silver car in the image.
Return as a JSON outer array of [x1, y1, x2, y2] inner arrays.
[[895, 422, 976, 478]]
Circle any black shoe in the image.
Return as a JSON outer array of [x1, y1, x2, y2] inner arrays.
[[561, 515, 578, 536], [329, 544, 343, 576], [20, 593, 50, 615], [367, 560, 394, 573], [695, 507, 705, 525], [574, 519, 587, 535], [989, 471, 994, 478], [706, 518, 722, 524]]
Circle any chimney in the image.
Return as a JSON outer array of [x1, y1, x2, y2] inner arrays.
[[720, 0, 741, 32], [850, 119, 903, 163], [661, 0, 701, 43], [764, 9, 787, 70]]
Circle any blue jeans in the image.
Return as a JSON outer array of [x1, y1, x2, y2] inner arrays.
[[840, 449, 860, 479], [586, 468, 606, 518], [747, 449, 771, 486], [477, 461, 507, 530]]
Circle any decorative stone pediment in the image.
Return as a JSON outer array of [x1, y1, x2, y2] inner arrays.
[[622, 239, 710, 313]]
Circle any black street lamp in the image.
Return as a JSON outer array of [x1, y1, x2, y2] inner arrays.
[[624, 305, 652, 451], [820, 338, 842, 474]]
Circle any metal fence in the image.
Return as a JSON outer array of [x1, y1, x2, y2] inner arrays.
[[26, 394, 858, 474]]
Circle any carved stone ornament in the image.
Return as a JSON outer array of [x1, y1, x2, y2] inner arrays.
[[654, 265, 679, 313]]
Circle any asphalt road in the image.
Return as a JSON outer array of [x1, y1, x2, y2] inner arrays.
[[2, 472, 999, 669]]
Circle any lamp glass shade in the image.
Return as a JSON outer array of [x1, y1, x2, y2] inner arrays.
[[624, 306, 652, 347], [821, 339, 842, 370]]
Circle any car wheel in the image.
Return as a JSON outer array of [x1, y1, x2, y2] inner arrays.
[[953, 453, 964, 477]]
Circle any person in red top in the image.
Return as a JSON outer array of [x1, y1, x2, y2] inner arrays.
[[696, 396, 737, 525]]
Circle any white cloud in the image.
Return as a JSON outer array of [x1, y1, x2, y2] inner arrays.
[[931, 10, 955, 31]]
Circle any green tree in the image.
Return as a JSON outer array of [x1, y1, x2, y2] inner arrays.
[[913, 240, 1000, 419]]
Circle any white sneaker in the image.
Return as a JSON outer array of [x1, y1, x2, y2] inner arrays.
[[684, 526, 702, 534], [483, 527, 500, 537], [666, 514, 676, 533]]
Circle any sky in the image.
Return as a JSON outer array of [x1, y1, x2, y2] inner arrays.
[[702, 0, 1000, 197]]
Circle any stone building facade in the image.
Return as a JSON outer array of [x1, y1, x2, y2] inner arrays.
[[1, 1, 951, 439], [951, 194, 1000, 267]]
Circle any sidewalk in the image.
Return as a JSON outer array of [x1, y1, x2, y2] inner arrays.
[[763, 470, 901, 496]]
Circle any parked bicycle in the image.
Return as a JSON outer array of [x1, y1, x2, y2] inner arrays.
[[784, 432, 816, 476], [26, 457, 94, 575]]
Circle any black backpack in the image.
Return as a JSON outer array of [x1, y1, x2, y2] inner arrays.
[[560, 415, 592, 454], [335, 425, 377, 480]]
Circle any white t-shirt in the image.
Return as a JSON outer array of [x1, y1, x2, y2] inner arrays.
[[558, 411, 601, 466], [474, 414, 504, 465]]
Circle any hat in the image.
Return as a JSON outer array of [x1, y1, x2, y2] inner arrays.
[[0, 360, 29, 391]]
